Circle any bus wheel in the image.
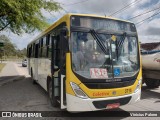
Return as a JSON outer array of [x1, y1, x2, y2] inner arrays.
[[31, 69, 36, 84], [48, 80, 59, 107], [145, 79, 159, 88]]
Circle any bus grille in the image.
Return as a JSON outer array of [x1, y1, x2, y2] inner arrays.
[[84, 80, 135, 89]]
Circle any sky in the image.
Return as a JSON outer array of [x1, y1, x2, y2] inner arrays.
[[1, 0, 160, 50]]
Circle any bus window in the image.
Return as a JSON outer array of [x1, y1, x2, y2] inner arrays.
[[41, 38, 43, 47], [43, 36, 46, 47], [48, 41, 52, 58], [35, 44, 39, 58], [46, 34, 50, 58], [30, 45, 33, 58], [32, 43, 35, 58], [54, 35, 60, 68], [38, 39, 42, 57], [28, 46, 32, 58], [40, 37, 48, 57]]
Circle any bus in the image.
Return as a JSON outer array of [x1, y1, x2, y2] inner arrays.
[[27, 13, 142, 112]]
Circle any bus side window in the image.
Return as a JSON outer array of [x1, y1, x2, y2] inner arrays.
[[28, 46, 32, 58], [33, 43, 35, 58], [27, 47, 29, 58], [30, 45, 33, 58], [48, 37, 52, 58], [46, 34, 50, 58], [53, 35, 60, 68], [38, 38, 43, 58], [42, 37, 47, 57], [41, 38, 43, 57], [35, 43, 39, 58]]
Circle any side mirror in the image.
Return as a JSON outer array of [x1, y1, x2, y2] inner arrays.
[[60, 27, 69, 53]]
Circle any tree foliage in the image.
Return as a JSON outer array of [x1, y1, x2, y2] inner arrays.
[[0, 34, 27, 58], [0, 35, 17, 57], [0, 0, 61, 35]]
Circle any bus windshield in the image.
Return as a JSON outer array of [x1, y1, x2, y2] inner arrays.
[[71, 31, 139, 79]]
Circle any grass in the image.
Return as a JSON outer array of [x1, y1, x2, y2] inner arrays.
[[0, 63, 6, 72]]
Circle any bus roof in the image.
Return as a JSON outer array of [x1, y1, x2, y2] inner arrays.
[[68, 13, 133, 23], [28, 13, 133, 45]]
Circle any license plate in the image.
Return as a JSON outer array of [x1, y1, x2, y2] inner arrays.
[[106, 103, 120, 109]]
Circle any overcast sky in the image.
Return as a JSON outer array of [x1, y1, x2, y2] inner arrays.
[[1, 0, 160, 49]]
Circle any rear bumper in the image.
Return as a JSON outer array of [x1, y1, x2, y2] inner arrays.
[[66, 89, 141, 112]]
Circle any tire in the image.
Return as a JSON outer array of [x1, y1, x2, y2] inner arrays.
[[145, 79, 159, 88], [48, 80, 59, 107], [31, 69, 36, 84]]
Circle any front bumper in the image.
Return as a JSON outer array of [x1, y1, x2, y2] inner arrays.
[[66, 88, 141, 112]]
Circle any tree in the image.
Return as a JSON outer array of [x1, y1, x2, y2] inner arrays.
[[0, 35, 17, 57], [16, 48, 27, 58], [21, 48, 27, 56], [0, 35, 28, 58], [0, 0, 61, 35]]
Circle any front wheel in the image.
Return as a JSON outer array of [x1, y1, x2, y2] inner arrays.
[[48, 80, 59, 107]]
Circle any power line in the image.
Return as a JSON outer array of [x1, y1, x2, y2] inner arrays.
[[136, 10, 160, 25], [62, 0, 90, 7], [59, 0, 90, 14], [128, 5, 160, 20], [62, 8, 69, 13], [109, 0, 141, 17]]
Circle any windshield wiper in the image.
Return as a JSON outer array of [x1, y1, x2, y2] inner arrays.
[[90, 29, 108, 55], [116, 32, 127, 59], [117, 32, 127, 49]]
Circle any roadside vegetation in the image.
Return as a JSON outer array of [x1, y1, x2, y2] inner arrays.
[[0, 35, 26, 60], [0, 63, 5, 72], [0, 0, 62, 61]]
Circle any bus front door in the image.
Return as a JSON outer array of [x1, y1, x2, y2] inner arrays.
[[51, 35, 66, 109]]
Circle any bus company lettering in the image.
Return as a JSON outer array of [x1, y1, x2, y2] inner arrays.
[[93, 92, 109, 96]]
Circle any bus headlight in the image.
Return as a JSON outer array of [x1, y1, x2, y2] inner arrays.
[[134, 79, 142, 93], [70, 82, 88, 99]]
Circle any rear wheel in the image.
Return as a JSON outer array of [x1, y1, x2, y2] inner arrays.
[[145, 79, 159, 88], [48, 80, 59, 107], [31, 69, 36, 84]]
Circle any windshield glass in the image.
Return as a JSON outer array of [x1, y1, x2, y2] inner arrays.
[[99, 34, 139, 78], [71, 31, 139, 79]]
